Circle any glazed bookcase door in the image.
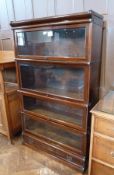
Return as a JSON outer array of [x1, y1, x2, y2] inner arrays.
[[14, 24, 90, 61], [17, 60, 89, 103], [23, 114, 86, 155], [20, 92, 88, 131]]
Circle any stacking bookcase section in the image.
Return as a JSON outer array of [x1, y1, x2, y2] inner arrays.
[[23, 113, 87, 155], [20, 91, 88, 131], [17, 61, 89, 103], [11, 10, 103, 172]]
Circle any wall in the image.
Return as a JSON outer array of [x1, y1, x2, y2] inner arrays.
[[0, 0, 114, 97], [0, 0, 106, 50]]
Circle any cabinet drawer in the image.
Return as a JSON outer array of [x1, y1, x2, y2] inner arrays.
[[21, 92, 88, 131], [94, 117, 114, 137], [93, 136, 114, 166], [23, 114, 86, 155], [17, 60, 89, 103], [91, 160, 114, 175], [23, 133, 85, 171]]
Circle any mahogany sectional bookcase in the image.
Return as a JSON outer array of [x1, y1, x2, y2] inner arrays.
[[11, 11, 103, 172]]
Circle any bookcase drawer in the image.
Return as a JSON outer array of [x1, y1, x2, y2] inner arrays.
[[21, 92, 88, 131], [23, 114, 86, 155], [24, 133, 85, 171]]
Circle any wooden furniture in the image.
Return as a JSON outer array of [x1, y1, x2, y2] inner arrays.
[[89, 90, 114, 175], [11, 11, 103, 172], [0, 51, 21, 141]]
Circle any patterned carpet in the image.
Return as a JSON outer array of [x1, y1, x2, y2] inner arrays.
[[0, 134, 87, 175]]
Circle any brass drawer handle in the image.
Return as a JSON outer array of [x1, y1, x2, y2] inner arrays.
[[110, 151, 114, 158]]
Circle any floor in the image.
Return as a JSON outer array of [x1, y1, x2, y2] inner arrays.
[[0, 134, 87, 175]]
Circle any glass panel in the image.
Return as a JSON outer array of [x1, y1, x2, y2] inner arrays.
[[24, 116, 82, 150], [20, 64, 84, 100], [3, 67, 17, 93], [3, 67, 16, 83], [16, 27, 86, 58], [23, 96, 83, 127]]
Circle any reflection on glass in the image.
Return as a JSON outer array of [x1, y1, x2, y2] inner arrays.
[[23, 96, 83, 126], [17, 27, 85, 57], [24, 116, 82, 150], [20, 64, 84, 100], [2, 67, 17, 93], [17, 32, 25, 46]]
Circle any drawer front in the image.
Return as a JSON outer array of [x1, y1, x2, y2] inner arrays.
[[93, 136, 114, 166], [21, 93, 88, 131], [23, 133, 85, 171], [23, 114, 86, 155], [91, 160, 114, 175], [94, 116, 114, 138], [17, 60, 89, 103]]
